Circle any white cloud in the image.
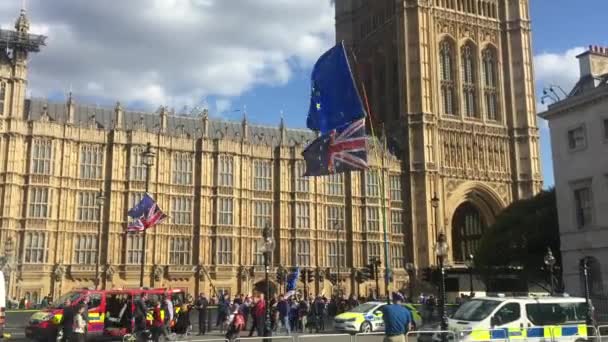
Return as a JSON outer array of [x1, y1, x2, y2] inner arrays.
[[534, 47, 586, 100], [0, 1, 335, 110], [215, 99, 231, 115]]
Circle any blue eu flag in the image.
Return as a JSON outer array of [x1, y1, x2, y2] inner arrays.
[[306, 41, 367, 134]]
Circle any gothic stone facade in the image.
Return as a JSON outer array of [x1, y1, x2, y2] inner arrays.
[[0, 11, 407, 301], [336, 0, 542, 267]]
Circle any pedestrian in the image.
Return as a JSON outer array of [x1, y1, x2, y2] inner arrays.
[[195, 293, 209, 335], [312, 296, 324, 333], [380, 294, 413, 342], [73, 305, 87, 342], [248, 295, 258, 337], [217, 292, 229, 332], [162, 292, 175, 340], [277, 295, 290, 335], [151, 300, 164, 342], [174, 303, 191, 336], [253, 293, 266, 337], [60, 300, 75, 342], [134, 293, 148, 339]]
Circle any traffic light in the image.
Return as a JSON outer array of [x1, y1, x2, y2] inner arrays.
[[356, 270, 365, 283], [361, 266, 372, 281], [328, 274, 337, 285], [307, 269, 315, 283], [367, 263, 376, 280], [276, 271, 284, 284], [300, 269, 307, 283], [421, 267, 432, 282]]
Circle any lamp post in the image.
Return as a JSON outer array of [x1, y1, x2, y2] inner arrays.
[[544, 247, 556, 295], [140, 142, 155, 288], [581, 257, 596, 327], [335, 222, 342, 294], [405, 262, 415, 301], [435, 232, 449, 334], [95, 190, 105, 289], [464, 254, 474, 297], [261, 223, 275, 338], [431, 193, 440, 241]]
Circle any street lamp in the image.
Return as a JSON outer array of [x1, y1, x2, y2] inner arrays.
[[431, 193, 440, 241], [405, 262, 415, 301], [464, 254, 474, 297], [544, 247, 556, 295], [435, 232, 449, 333], [140, 142, 155, 288], [95, 190, 105, 289], [260, 222, 275, 338]]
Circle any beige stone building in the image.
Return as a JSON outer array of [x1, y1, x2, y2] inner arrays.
[[0, 0, 543, 302]]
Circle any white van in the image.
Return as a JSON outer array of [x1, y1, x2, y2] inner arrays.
[[435, 295, 590, 342], [0, 270, 5, 338]]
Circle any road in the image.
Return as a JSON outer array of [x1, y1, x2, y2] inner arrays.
[[5, 310, 431, 342]]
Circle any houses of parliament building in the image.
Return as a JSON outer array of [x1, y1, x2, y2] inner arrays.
[[0, 0, 541, 302]]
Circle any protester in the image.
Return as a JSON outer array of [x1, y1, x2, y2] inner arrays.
[[73, 305, 87, 342], [381, 293, 413, 342], [277, 295, 290, 335], [253, 293, 266, 337], [151, 300, 164, 342], [60, 300, 75, 342], [195, 293, 209, 335], [134, 293, 148, 337], [174, 303, 190, 336]]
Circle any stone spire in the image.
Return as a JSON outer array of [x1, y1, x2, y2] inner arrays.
[[159, 106, 167, 133], [15, 7, 29, 34], [66, 92, 75, 125], [114, 101, 123, 129], [241, 111, 248, 140], [201, 108, 209, 138], [279, 111, 286, 144]]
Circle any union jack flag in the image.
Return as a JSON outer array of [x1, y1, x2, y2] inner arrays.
[[302, 118, 368, 176], [126, 193, 167, 232]]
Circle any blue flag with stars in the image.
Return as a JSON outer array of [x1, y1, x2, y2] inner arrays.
[[306, 41, 367, 134]]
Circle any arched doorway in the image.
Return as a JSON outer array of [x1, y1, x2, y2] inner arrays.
[[451, 202, 486, 262], [254, 279, 278, 298]]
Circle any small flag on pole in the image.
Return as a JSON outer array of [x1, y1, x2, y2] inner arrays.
[[285, 267, 300, 298], [126, 193, 167, 232]]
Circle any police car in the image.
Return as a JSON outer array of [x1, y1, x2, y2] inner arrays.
[[334, 301, 423, 333], [434, 295, 590, 342]]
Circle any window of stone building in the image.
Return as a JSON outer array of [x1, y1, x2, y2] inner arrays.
[[296, 240, 311, 266], [325, 173, 344, 196], [295, 161, 309, 193], [391, 210, 403, 234], [79, 145, 104, 179], [391, 245, 404, 268], [253, 240, 265, 265], [77, 191, 100, 222], [574, 186, 593, 229], [567, 126, 587, 151], [366, 170, 380, 197], [328, 241, 346, 268], [24, 232, 47, 264], [169, 237, 191, 265], [218, 155, 234, 187], [29, 187, 51, 218], [126, 234, 143, 264], [218, 197, 233, 225], [603, 119, 608, 140], [462, 44, 478, 118], [74, 234, 98, 264], [367, 242, 381, 263], [482, 48, 500, 121], [327, 205, 344, 230], [389, 175, 401, 201], [216, 237, 233, 265], [366, 207, 380, 232], [130, 146, 147, 181], [295, 202, 310, 229], [253, 160, 272, 191], [253, 201, 272, 228], [439, 40, 457, 116], [31, 139, 53, 175], [0, 82, 5, 115], [172, 153, 193, 185], [171, 196, 192, 225]]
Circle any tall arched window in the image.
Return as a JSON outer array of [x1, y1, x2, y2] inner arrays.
[[482, 48, 499, 121], [461, 44, 478, 118], [452, 202, 486, 262], [439, 40, 456, 116]]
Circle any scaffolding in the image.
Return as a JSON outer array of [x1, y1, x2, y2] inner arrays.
[[0, 29, 46, 53]]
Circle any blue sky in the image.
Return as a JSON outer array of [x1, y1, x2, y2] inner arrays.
[[2, 0, 606, 188]]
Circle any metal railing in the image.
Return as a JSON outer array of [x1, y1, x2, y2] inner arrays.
[[297, 333, 352, 342], [236, 336, 295, 342]]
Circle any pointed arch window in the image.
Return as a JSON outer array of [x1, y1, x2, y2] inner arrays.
[[461, 44, 478, 118], [483, 48, 500, 121], [439, 40, 456, 116]]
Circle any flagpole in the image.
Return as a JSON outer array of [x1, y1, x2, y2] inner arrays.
[[351, 52, 392, 304]]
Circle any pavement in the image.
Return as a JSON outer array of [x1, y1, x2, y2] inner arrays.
[[4, 310, 434, 341]]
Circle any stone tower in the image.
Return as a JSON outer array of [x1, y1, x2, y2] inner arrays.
[[336, 0, 542, 267]]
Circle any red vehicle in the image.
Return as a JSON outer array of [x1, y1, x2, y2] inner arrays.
[[25, 288, 186, 341]]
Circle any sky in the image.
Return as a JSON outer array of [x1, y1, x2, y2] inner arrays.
[[1, 0, 606, 188]]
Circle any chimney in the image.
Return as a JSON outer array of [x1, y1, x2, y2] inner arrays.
[[577, 45, 608, 78]]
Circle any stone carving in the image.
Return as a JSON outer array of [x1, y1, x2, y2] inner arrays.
[[53, 264, 65, 282], [153, 265, 164, 281], [104, 264, 115, 281]]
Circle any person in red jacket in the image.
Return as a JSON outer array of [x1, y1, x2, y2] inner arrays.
[[253, 293, 266, 337], [151, 300, 164, 342]]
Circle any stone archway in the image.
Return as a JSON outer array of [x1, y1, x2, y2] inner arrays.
[[446, 182, 505, 262], [254, 279, 278, 297]]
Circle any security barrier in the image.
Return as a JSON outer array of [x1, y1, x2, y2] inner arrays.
[[407, 329, 457, 342], [355, 331, 387, 342], [297, 333, 353, 342], [548, 324, 597, 342], [236, 336, 296, 342], [597, 324, 608, 342], [190, 339, 229, 342]]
